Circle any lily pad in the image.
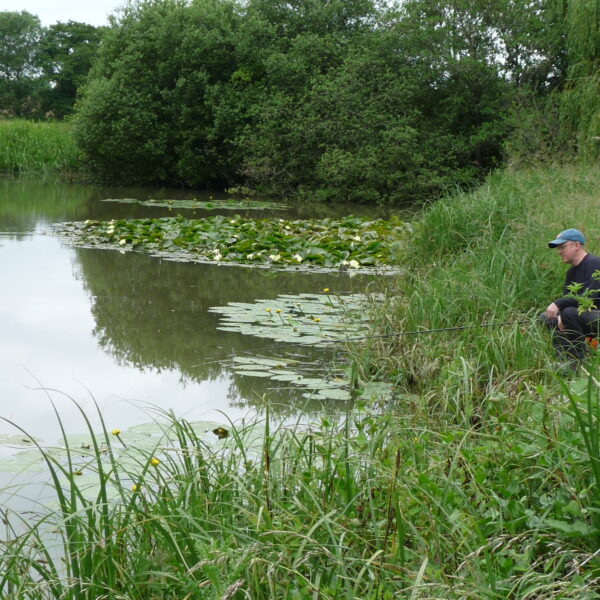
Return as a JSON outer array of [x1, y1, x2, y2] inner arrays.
[[235, 370, 274, 377], [315, 388, 352, 401], [101, 198, 288, 211]]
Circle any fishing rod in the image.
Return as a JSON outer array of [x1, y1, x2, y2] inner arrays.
[[198, 318, 531, 366]]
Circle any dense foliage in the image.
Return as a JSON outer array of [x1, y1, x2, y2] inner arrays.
[[3, 1, 599, 200], [72, 0, 568, 202]]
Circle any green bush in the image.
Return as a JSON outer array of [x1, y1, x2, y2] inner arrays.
[[73, 0, 533, 202]]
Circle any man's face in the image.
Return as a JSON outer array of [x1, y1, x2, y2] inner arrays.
[[556, 241, 581, 264]]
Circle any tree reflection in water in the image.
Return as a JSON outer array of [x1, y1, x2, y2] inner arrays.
[[74, 246, 377, 415]]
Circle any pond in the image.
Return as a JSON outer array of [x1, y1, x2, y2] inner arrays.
[[0, 176, 395, 452]]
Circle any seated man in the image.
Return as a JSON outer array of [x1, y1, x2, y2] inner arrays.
[[541, 228, 600, 363]]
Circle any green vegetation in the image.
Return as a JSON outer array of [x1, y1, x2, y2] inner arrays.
[[375, 164, 599, 390], [4, 0, 600, 596], [0, 11, 103, 118], [2, 0, 599, 201], [73, 0, 553, 201], [0, 119, 81, 174], [2, 164, 600, 598], [57, 215, 407, 270]]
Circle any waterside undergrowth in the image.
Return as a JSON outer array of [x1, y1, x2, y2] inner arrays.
[[0, 119, 82, 176]]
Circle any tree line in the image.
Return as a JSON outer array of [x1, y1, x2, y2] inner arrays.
[[0, 11, 104, 118], [2, 1, 599, 204]]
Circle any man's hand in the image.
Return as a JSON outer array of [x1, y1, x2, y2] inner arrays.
[[546, 302, 560, 319], [557, 315, 564, 331]]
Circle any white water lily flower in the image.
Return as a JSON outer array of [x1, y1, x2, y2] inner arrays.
[[293, 254, 303, 263], [353, 235, 361, 241], [84, 219, 91, 226], [247, 253, 254, 260], [348, 259, 360, 269], [119, 238, 127, 246], [213, 248, 222, 261], [230, 219, 236, 224], [269, 254, 281, 262]]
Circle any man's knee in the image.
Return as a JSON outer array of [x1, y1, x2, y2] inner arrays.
[[559, 306, 580, 327]]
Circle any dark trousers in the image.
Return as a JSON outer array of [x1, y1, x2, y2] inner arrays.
[[540, 306, 600, 359]]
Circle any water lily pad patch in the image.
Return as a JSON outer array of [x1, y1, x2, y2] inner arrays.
[[101, 198, 288, 211], [55, 215, 407, 272], [210, 293, 379, 345], [218, 296, 395, 401]]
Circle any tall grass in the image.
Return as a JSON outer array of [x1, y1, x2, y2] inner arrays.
[[366, 164, 600, 403], [1, 384, 600, 599], [0, 119, 82, 175]]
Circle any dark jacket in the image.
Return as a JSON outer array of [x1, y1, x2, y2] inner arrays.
[[554, 253, 600, 310]]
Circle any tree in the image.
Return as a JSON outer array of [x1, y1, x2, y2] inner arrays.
[[74, 0, 567, 202], [37, 21, 104, 117], [0, 10, 42, 115]]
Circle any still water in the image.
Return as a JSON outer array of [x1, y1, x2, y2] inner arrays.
[[0, 176, 386, 444]]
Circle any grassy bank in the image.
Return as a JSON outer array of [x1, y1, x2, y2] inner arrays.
[[0, 119, 82, 176], [2, 164, 600, 598], [369, 164, 600, 397]]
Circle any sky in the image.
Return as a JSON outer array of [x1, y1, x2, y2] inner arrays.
[[0, 0, 123, 26]]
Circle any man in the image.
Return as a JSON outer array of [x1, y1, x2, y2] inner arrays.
[[542, 228, 600, 363]]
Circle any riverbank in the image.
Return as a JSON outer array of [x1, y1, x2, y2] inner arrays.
[[2, 164, 600, 598], [0, 119, 82, 176], [369, 163, 600, 395]]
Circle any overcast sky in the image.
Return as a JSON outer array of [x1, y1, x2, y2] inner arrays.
[[0, 0, 124, 26]]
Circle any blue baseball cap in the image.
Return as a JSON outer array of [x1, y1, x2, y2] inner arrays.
[[548, 228, 586, 248]]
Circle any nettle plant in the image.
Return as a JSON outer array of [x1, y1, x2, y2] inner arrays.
[[566, 270, 600, 315]]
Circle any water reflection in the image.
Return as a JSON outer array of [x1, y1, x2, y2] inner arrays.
[[75, 246, 373, 413], [0, 175, 391, 441], [0, 175, 395, 237]]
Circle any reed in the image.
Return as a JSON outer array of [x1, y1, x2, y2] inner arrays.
[[1, 378, 600, 598], [0, 119, 82, 175]]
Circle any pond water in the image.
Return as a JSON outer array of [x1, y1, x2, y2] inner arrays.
[[0, 176, 392, 448]]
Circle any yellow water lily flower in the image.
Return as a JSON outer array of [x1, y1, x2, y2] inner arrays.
[[323, 288, 330, 293], [150, 457, 160, 467], [111, 428, 121, 436]]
